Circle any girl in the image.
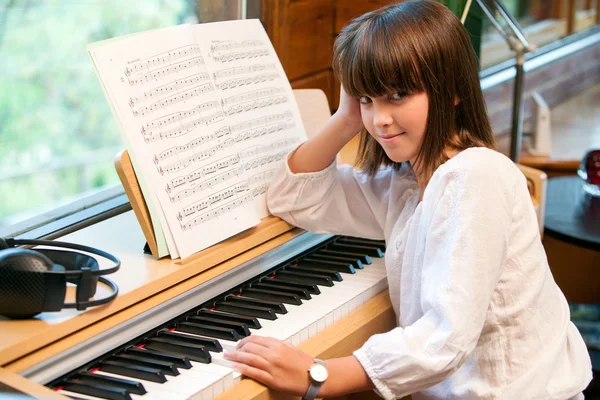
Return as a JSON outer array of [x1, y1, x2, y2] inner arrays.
[[223, 1, 592, 399]]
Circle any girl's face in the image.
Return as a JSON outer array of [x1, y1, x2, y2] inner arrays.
[[359, 91, 429, 166]]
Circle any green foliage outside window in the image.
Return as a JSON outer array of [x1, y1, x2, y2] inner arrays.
[[0, 0, 197, 226]]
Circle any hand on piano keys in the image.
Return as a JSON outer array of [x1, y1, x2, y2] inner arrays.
[[222, 335, 315, 397], [49, 236, 388, 400]]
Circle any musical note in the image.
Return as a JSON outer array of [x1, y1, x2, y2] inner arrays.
[[177, 183, 250, 219], [158, 138, 235, 175], [125, 45, 202, 77], [230, 111, 293, 133], [238, 138, 299, 159], [127, 56, 205, 86], [167, 154, 243, 197], [248, 169, 277, 185], [133, 82, 214, 117], [211, 40, 263, 52], [224, 96, 288, 116], [216, 72, 279, 90], [143, 101, 220, 132], [212, 49, 269, 63], [153, 126, 232, 163], [213, 63, 276, 80], [242, 151, 288, 171], [234, 121, 295, 143], [222, 87, 285, 106], [180, 194, 254, 230], [251, 183, 269, 198], [129, 73, 210, 107]]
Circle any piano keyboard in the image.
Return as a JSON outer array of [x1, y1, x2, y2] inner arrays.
[[43, 234, 388, 400]]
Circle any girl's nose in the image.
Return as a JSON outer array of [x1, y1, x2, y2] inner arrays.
[[373, 104, 393, 128]]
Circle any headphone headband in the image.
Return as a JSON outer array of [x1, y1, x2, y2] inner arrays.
[[0, 237, 121, 318], [4, 238, 120, 276]]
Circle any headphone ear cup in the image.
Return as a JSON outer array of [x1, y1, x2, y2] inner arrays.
[[0, 248, 67, 319]]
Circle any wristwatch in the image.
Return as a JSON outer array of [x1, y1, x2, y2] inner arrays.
[[302, 358, 328, 400]]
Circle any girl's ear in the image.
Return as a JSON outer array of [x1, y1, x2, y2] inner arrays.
[[454, 95, 460, 106]]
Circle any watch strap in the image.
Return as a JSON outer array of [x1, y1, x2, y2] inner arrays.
[[302, 359, 326, 400]]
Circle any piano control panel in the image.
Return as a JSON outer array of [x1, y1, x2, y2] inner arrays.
[[46, 235, 388, 400]]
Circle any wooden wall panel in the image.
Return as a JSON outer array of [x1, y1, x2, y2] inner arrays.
[[335, 0, 401, 32], [279, 0, 335, 81]]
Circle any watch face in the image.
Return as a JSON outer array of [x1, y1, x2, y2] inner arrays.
[[309, 363, 328, 383]]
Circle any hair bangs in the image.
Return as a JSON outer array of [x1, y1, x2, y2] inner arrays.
[[334, 14, 425, 99]]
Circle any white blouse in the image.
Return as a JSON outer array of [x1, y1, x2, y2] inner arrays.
[[266, 147, 592, 400]]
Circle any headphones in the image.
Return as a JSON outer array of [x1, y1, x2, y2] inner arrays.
[[0, 238, 120, 319]]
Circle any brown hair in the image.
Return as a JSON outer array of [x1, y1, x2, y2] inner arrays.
[[333, 0, 496, 182]]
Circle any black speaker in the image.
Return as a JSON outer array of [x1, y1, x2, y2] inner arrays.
[[0, 238, 120, 319]]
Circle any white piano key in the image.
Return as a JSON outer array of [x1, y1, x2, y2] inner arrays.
[[94, 368, 220, 400], [244, 263, 387, 346]]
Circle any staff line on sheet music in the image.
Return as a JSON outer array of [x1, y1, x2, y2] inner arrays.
[[177, 181, 250, 220], [222, 87, 285, 106], [210, 39, 263, 52], [132, 82, 215, 117], [127, 56, 206, 86], [125, 44, 201, 76], [216, 72, 280, 91], [224, 95, 288, 116], [179, 181, 270, 230], [129, 72, 211, 107], [143, 100, 220, 131], [141, 90, 291, 140], [154, 119, 295, 163], [212, 48, 270, 63], [213, 63, 276, 80], [158, 137, 235, 175], [180, 193, 254, 230], [167, 150, 289, 203], [161, 137, 297, 178]]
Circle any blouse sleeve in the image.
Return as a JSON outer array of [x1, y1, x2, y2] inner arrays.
[[353, 159, 519, 399], [266, 148, 415, 240]]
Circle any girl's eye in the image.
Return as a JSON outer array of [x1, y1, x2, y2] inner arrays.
[[358, 96, 372, 104], [390, 92, 408, 101]]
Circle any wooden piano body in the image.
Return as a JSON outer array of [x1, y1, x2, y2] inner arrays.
[[0, 90, 546, 400]]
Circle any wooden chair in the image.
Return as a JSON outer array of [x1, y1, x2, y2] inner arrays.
[[293, 89, 548, 237]]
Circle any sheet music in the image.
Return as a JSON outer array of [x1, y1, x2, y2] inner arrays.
[[89, 21, 306, 259], [194, 20, 306, 217]]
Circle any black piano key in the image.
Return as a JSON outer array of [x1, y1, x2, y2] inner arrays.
[[143, 338, 211, 364], [316, 249, 372, 265], [327, 242, 384, 257], [197, 309, 262, 329], [263, 277, 321, 295], [157, 329, 223, 352], [63, 380, 131, 400], [176, 321, 241, 341], [340, 236, 386, 248], [240, 287, 302, 305], [223, 294, 287, 314], [188, 315, 251, 337], [299, 255, 361, 271], [275, 270, 334, 287], [124, 346, 192, 369], [98, 360, 167, 383], [112, 354, 179, 376], [289, 265, 343, 281], [76, 371, 146, 395], [250, 282, 312, 300], [214, 302, 277, 320]]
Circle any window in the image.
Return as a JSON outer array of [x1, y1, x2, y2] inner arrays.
[[480, 0, 599, 69], [0, 1, 256, 235]]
